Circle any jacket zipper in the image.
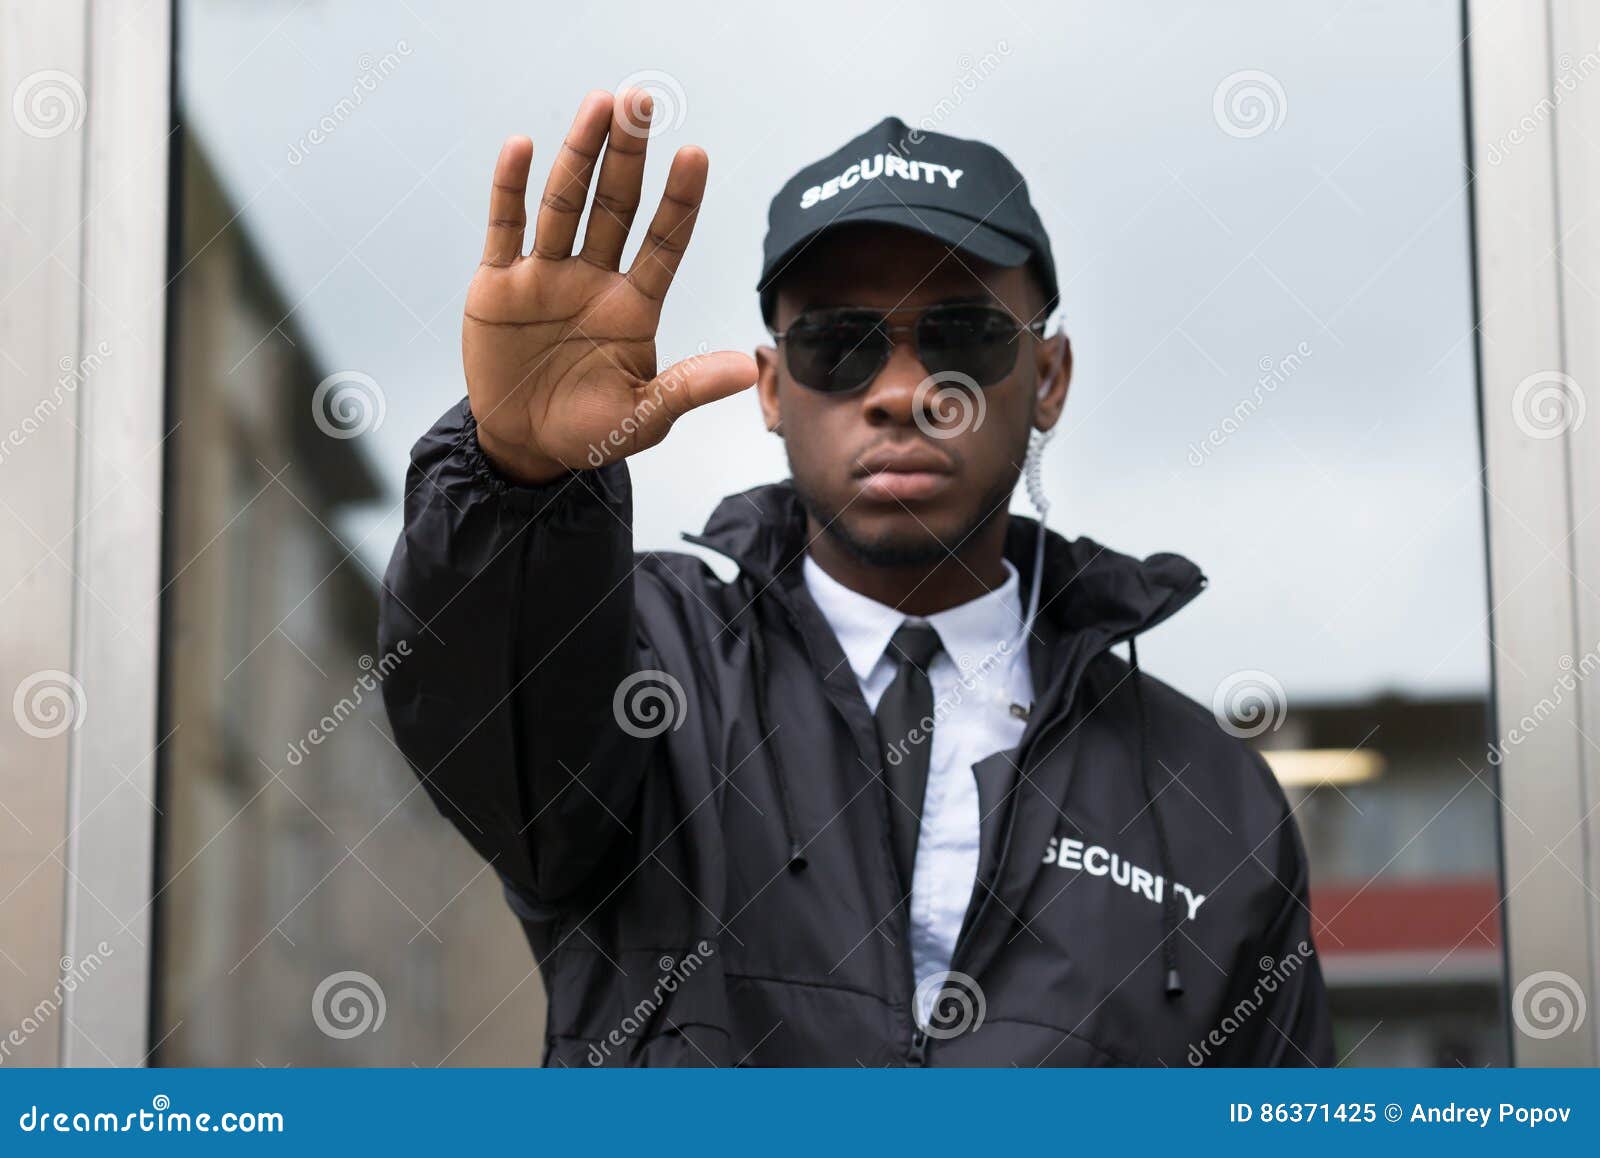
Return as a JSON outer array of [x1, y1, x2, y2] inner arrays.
[[781, 598, 925, 1067], [908, 1027, 928, 1066], [943, 579, 1203, 979], [945, 681, 1070, 980], [904, 632, 1074, 1064], [943, 632, 1118, 979]]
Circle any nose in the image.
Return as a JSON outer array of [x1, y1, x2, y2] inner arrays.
[[858, 337, 935, 428]]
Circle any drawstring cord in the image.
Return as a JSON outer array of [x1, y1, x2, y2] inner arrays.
[[1129, 637, 1184, 998]]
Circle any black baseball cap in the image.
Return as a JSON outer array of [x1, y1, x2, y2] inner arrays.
[[757, 116, 1058, 324]]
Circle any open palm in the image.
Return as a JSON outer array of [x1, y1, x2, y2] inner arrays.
[[464, 90, 756, 484]]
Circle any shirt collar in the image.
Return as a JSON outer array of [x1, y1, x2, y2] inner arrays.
[[801, 553, 1024, 682]]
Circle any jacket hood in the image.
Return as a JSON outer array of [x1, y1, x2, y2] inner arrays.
[[684, 479, 1209, 640]]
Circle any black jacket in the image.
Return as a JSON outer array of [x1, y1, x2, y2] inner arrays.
[[378, 399, 1334, 1067]]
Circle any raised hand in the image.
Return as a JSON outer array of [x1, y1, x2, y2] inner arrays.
[[463, 90, 757, 484]]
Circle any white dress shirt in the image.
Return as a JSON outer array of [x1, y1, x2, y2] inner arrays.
[[802, 554, 1033, 1024]]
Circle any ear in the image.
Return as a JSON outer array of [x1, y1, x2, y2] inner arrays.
[[755, 344, 783, 434], [1033, 330, 1072, 432]]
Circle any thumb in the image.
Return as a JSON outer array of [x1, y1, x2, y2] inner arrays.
[[649, 349, 759, 422]]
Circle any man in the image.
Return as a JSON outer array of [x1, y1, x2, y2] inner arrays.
[[379, 89, 1333, 1066]]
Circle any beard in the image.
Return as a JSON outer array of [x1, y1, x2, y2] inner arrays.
[[790, 466, 1020, 570]]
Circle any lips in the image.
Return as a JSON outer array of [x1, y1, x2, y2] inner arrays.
[[852, 443, 955, 503]]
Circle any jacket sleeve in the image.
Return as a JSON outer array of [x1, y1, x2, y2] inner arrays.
[[377, 398, 652, 905], [1237, 786, 1336, 1067]]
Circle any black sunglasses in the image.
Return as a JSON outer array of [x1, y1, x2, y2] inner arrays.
[[768, 303, 1047, 396]]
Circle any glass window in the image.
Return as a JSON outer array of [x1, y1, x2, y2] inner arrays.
[[158, 0, 1500, 1064]]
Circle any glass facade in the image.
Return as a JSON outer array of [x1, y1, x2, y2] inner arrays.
[[149, 0, 1503, 1064]]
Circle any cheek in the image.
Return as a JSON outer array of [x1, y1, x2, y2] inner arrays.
[[785, 429, 848, 492], [962, 385, 1034, 458], [780, 393, 853, 478]]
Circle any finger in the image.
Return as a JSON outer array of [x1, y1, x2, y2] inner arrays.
[[640, 350, 759, 436], [626, 145, 707, 304], [532, 91, 612, 260], [481, 136, 533, 267], [579, 88, 652, 270]]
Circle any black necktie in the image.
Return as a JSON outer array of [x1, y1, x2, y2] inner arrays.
[[874, 622, 943, 895]]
